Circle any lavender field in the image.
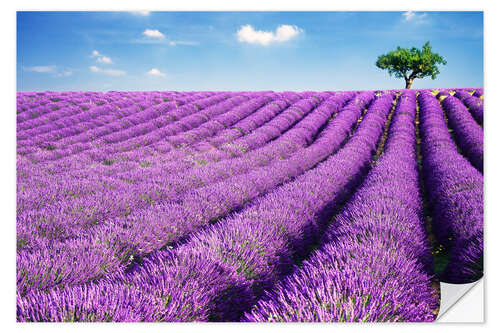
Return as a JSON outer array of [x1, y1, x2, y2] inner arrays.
[[16, 88, 483, 322]]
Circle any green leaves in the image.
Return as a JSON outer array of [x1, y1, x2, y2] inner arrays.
[[376, 41, 446, 87]]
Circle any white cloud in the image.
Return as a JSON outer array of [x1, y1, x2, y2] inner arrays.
[[23, 65, 56, 73], [89, 66, 125, 76], [275, 25, 301, 42], [131, 11, 150, 16], [403, 11, 415, 21], [168, 40, 199, 46], [147, 68, 166, 77], [402, 11, 428, 23], [143, 29, 165, 39], [237, 24, 302, 46], [55, 70, 73, 77], [97, 56, 112, 64], [23, 65, 73, 77], [237, 25, 274, 45], [132, 38, 198, 46], [91, 50, 113, 65]]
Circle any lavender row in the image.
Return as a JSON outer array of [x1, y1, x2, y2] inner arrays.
[[114, 93, 350, 187], [81, 93, 235, 146], [89, 93, 345, 198], [101, 92, 391, 321], [30, 94, 257, 167], [15, 94, 300, 215], [17, 98, 136, 138], [107, 94, 346, 204], [143, 93, 345, 178], [16, 93, 207, 157], [132, 94, 300, 166], [16, 94, 328, 261], [473, 88, 483, 98], [98, 92, 363, 256], [18, 100, 159, 152], [418, 91, 483, 283], [15, 92, 393, 321], [16, 93, 356, 295], [441, 95, 483, 172], [16, 94, 282, 213], [72, 94, 305, 171], [195, 94, 303, 151], [16, 167, 131, 216], [16, 91, 191, 124], [18, 97, 111, 131], [25, 92, 302, 181], [19, 93, 318, 192], [16, 90, 187, 135], [435, 90, 450, 100], [20, 93, 232, 160], [16, 95, 286, 211], [16, 92, 189, 144], [245, 91, 437, 322], [110, 94, 336, 184], [17, 94, 232, 183], [17, 92, 109, 122], [18, 93, 228, 160], [453, 90, 484, 125], [127, 94, 282, 156], [104, 93, 300, 170]]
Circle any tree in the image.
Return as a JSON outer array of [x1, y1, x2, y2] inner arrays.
[[376, 41, 447, 89]]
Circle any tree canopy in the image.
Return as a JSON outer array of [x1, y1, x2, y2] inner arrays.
[[376, 41, 447, 89]]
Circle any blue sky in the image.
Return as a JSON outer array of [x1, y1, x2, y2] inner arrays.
[[17, 11, 483, 91]]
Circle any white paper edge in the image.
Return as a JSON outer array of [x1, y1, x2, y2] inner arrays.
[[436, 278, 484, 322]]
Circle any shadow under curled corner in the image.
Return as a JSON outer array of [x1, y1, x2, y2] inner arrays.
[[436, 278, 484, 322]]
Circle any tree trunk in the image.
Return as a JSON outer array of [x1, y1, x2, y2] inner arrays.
[[405, 78, 414, 89]]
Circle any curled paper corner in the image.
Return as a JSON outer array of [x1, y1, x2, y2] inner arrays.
[[437, 278, 484, 322]]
